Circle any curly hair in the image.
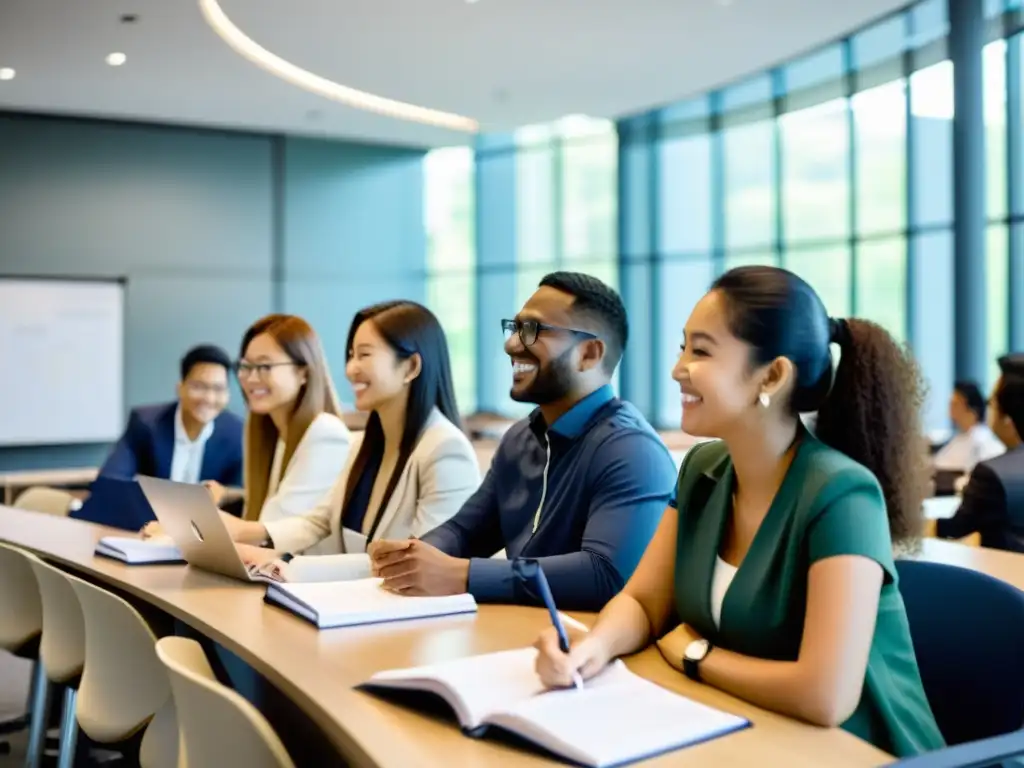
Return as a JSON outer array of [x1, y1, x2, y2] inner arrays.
[[815, 319, 931, 547]]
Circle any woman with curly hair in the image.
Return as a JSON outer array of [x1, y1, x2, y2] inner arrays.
[[535, 266, 944, 757]]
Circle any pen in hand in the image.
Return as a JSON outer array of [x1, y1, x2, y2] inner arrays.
[[514, 559, 584, 691]]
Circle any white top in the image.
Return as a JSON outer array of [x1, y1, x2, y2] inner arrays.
[[256, 412, 351, 524], [933, 423, 1005, 473], [170, 406, 214, 485], [709, 555, 738, 630], [265, 410, 482, 581]]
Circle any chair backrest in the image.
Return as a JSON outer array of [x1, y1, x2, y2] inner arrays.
[[896, 559, 1024, 746], [66, 574, 177, 767], [26, 558, 86, 685], [14, 486, 75, 517], [155, 637, 294, 768], [0, 543, 43, 654]]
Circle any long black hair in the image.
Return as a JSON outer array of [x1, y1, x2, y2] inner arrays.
[[711, 266, 929, 546], [340, 301, 461, 539]]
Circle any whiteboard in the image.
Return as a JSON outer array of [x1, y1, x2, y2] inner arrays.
[[0, 278, 124, 446]]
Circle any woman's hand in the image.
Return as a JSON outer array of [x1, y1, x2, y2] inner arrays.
[[203, 480, 226, 507], [655, 623, 704, 672], [140, 521, 164, 540], [236, 543, 281, 567], [533, 627, 611, 688]]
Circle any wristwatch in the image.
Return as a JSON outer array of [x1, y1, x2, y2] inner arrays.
[[683, 638, 713, 682]]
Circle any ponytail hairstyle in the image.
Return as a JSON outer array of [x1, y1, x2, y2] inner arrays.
[[712, 266, 929, 547]]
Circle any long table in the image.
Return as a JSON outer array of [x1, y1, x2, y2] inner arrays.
[[0, 505, 959, 767]]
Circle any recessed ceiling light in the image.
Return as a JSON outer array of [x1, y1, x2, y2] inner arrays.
[[0, 68, 15, 81], [466, 0, 481, 4], [106, 52, 127, 67]]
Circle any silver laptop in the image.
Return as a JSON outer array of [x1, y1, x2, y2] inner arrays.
[[136, 475, 256, 582]]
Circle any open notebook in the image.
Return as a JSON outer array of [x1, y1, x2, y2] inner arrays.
[[362, 647, 749, 767], [264, 577, 478, 629], [94, 536, 184, 565]]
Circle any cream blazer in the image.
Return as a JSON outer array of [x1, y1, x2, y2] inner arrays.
[[263, 409, 480, 561], [256, 412, 352, 524]]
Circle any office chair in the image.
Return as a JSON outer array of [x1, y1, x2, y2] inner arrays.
[[896, 559, 1024, 747], [14, 486, 75, 517]]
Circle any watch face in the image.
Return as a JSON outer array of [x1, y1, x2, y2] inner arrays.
[[685, 638, 710, 662]]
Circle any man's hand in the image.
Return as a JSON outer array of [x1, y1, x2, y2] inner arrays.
[[140, 521, 164, 540], [369, 539, 470, 596]]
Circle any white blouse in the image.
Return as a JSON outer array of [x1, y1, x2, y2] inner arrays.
[[710, 555, 739, 629]]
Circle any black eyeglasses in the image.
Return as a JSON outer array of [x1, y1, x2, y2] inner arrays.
[[233, 361, 298, 379], [501, 318, 598, 348]]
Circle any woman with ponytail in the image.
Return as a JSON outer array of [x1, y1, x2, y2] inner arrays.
[[534, 266, 943, 757]]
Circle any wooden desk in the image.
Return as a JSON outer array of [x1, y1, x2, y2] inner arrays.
[[0, 467, 97, 505], [0, 506, 891, 767], [914, 538, 1024, 592]]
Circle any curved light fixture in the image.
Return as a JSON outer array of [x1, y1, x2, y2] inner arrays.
[[198, 0, 479, 132]]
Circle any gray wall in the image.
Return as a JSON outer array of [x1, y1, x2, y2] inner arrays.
[[0, 115, 425, 471]]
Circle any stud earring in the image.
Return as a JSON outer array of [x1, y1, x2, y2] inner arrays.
[[759, 392, 771, 409]]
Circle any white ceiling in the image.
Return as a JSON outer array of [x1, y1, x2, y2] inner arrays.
[[0, 0, 908, 148]]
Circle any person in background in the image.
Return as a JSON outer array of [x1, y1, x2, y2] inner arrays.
[[534, 266, 943, 758], [369, 272, 677, 612], [933, 354, 1024, 552], [143, 314, 350, 537], [99, 344, 243, 489], [227, 301, 481, 582], [932, 380, 1005, 474]]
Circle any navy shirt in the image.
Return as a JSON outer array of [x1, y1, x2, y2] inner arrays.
[[421, 385, 677, 611]]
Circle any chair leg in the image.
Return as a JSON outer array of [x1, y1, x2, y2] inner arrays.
[[54, 688, 78, 768], [23, 663, 51, 768]]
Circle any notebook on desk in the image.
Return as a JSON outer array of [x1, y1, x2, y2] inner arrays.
[[264, 577, 477, 629], [95, 535, 184, 565], [361, 647, 749, 767]]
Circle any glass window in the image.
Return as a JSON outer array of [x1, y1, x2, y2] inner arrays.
[[785, 43, 844, 91], [724, 251, 777, 271], [785, 246, 852, 317], [910, 61, 954, 226], [984, 40, 1008, 221], [424, 148, 477, 412], [780, 98, 850, 243], [910, 0, 948, 49], [516, 144, 555, 268], [724, 121, 775, 249], [659, 134, 713, 254], [910, 230, 955, 434], [562, 128, 617, 261], [1016, 35, 1024, 217], [852, 13, 907, 69], [658, 258, 716, 427], [988, 224, 1009, 387], [721, 74, 772, 112], [853, 80, 907, 235], [855, 238, 907, 344]]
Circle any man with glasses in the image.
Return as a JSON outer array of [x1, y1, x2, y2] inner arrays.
[[99, 344, 244, 490], [370, 272, 676, 611]]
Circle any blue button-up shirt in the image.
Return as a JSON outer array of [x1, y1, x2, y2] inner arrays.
[[421, 385, 677, 611]]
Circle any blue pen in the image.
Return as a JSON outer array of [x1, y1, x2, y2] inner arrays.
[[513, 559, 584, 690]]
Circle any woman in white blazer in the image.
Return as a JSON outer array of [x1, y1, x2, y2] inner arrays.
[[142, 314, 351, 539], [231, 301, 480, 580]]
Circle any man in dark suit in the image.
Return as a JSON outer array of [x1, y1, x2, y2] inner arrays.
[[936, 354, 1024, 552], [99, 344, 244, 491]]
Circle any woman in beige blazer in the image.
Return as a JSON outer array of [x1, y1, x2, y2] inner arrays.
[[231, 301, 480, 581]]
